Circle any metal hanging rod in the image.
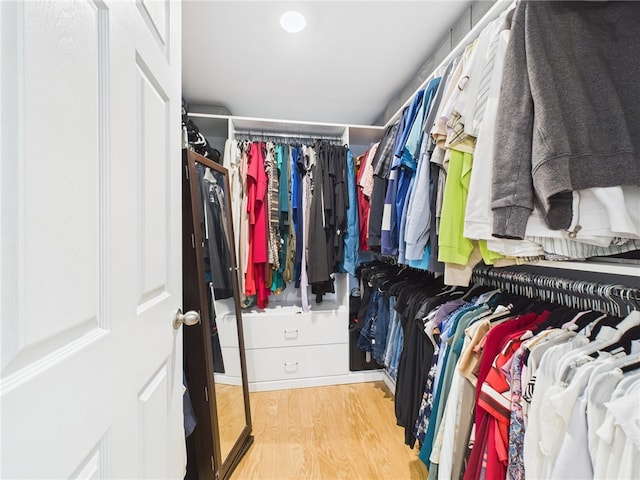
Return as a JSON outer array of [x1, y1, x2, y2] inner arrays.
[[234, 130, 343, 144], [471, 265, 640, 317]]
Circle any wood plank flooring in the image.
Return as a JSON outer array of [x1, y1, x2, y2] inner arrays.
[[232, 381, 427, 480]]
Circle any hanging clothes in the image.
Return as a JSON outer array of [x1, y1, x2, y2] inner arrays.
[[368, 123, 400, 251], [196, 164, 234, 300], [246, 141, 269, 308], [283, 144, 296, 286], [341, 149, 360, 276], [363, 0, 640, 283], [360, 263, 640, 480], [231, 137, 357, 309]]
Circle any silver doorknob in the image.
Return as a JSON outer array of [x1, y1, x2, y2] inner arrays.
[[173, 308, 200, 329]]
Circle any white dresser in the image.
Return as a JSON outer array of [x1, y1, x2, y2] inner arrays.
[[240, 275, 383, 391], [243, 306, 348, 381]]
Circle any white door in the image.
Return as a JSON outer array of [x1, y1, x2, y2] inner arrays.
[[1, 0, 184, 478]]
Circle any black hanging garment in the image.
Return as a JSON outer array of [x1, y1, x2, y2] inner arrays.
[[307, 141, 335, 301], [196, 164, 234, 300]]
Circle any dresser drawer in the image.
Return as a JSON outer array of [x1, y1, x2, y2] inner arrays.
[[245, 344, 348, 382], [216, 313, 239, 348], [242, 308, 348, 349]]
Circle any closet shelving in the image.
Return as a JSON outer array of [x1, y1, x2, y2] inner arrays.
[[188, 111, 386, 392], [187, 112, 385, 157], [533, 259, 639, 276]]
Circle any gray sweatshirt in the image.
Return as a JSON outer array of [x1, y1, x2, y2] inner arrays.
[[492, 1, 640, 239]]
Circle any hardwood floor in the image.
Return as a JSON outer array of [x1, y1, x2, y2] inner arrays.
[[232, 381, 427, 480]]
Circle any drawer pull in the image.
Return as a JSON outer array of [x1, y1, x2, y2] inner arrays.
[[283, 329, 299, 339], [284, 361, 299, 368]]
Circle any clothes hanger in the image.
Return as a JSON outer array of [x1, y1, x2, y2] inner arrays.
[[631, 289, 640, 311], [620, 286, 640, 313], [461, 283, 492, 302], [606, 284, 631, 317], [621, 358, 640, 373], [593, 324, 640, 357], [584, 313, 619, 340]]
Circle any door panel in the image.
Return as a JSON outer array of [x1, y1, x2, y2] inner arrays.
[[0, 0, 183, 478], [137, 0, 169, 52], [138, 361, 170, 479], [137, 56, 169, 308], [2, 0, 105, 374], [22, 0, 102, 348], [71, 435, 109, 480]]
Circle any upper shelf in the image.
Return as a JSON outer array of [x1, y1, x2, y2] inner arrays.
[[188, 112, 347, 137], [530, 259, 639, 278], [187, 112, 385, 146]]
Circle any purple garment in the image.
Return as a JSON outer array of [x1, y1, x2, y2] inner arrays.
[[434, 297, 467, 324]]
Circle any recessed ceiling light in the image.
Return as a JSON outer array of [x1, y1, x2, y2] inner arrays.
[[280, 11, 306, 33]]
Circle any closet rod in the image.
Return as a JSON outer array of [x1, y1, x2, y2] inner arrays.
[[234, 130, 343, 144], [471, 265, 640, 317], [384, 0, 515, 128]]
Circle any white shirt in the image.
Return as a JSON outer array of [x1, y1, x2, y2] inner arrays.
[[521, 330, 575, 420], [586, 369, 625, 461], [601, 381, 640, 479], [551, 355, 640, 479], [550, 390, 592, 479], [538, 360, 602, 478], [553, 312, 640, 380], [524, 339, 586, 479], [450, 14, 497, 138], [223, 139, 242, 285], [357, 142, 379, 199], [524, 187, 640, 246]]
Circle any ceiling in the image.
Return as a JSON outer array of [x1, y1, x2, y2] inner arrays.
[[182, 1, 474, 126]]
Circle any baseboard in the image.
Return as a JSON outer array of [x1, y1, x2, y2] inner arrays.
[[382, 370, 396, 396], [247, 370, 385, 392]]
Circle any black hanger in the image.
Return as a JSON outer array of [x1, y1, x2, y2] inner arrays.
[[586, 315, 622, 340], [461, 284, 493, 302], [568, 310, 606, 333], [620, 359, 640, 374], [534, 305, 575, 331], [594, 324, 640, 356]]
